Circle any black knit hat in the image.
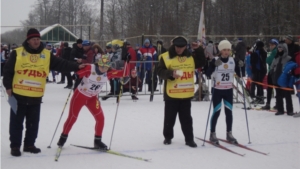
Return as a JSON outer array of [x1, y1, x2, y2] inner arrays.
[[63, 42, 69, 47], [26, 28, 40, 41], [256, 41, 264, 48], [77, 39, 83, 44]]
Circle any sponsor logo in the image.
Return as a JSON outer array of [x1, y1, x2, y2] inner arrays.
[[92, 72, 96, 75], [229, 61, 233, 64], [40, 54, 45, 59], [223, 64, 228, 69], [96, 77, 101, 81], [22, 52, 26, 56]]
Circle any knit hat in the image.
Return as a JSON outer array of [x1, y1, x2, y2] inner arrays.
[[218, 40, 232, 51], [285, 35, 293, 41], [269, 39, 279, 45], [82, 40, 90, 46], [144, 39, 150, 44], [26, 28, 40, 41], [172, 36, 188, 47], [76, 39, 83, 44], [106, 44, 112, 48], [98, 54, 111, 67]]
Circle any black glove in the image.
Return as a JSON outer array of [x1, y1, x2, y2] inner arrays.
[[126, 53, 131, 63]]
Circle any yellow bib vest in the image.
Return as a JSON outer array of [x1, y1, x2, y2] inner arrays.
[[12, 47, 50, 97], [162, 52, 195, 98]]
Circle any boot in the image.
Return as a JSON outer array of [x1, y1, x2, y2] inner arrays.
[[131, 95, 139, 100], [57, 134, 68, 147], [273, 105, 277, 110], [102, 93, 113, 101], [209, 132, 219, 145], [185, 140, 197, 148], [64, 85, 73, 89], [94, 136, 108, 150], [256, 99, 265, 104], [261, 104, 270, 110], [23, 145, 41, 154], [163, 139, 172, 145], [275, 111, 284, 115], [57, 81, 65, 84], [293, 112, 300, 118], [11, 147, 21, 157], [226, 131, 238, 144], [286, 112, 295, 116]]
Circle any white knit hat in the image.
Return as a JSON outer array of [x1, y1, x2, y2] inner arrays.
[[218, 40, 232, 51]]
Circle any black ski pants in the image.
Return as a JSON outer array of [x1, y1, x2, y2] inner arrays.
[[163, 99, 194, 142], [275, 87, 293, 113], [9, 103, 41, 148]]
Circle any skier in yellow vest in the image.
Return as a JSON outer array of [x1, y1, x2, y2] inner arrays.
[[3, 28, 86, 157], [157, 36, 206, 147]]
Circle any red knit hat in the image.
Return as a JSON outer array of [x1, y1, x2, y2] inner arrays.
[[26, 28, 41, 40]]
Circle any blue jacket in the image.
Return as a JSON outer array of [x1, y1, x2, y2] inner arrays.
[[277, 61, 298, 87]]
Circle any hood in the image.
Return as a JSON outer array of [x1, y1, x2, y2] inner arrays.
[[22, 40, 44, 54], [278, 43, 289, 56]]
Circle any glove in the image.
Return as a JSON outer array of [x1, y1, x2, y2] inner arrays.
[[238, 60, 244, 67], [214, 58, 222, 67], [82, 54, 87, 59], [126, 53, 131, 63]]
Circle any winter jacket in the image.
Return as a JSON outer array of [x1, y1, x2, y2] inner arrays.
[[270, 43, 291, 85], [70, 43, 84, 62], [287, 41, 300, 61], [3, 40, 79, 105], [61, 47, 72, 61], [277, 61, 297, 87], [127, 46, 137, 71], [137, 45, 157, 71], [293, 51, 300, 84], [245, 54, 252, 77], [235, 41, 247, 61], [250, 48, 267, 74], [266, 48, 277, 72]]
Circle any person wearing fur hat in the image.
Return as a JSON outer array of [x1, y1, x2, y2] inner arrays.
[[3, 28, 86, 157], [205, 40, 244, 145], [157, 36, 206, 148], [250, 41, 267, 104]]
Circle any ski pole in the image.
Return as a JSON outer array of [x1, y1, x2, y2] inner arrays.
[[47, 88, 73, 148], [240, 66, 251, 144], [202, 67, 217, 146], [109, 61, 128, 150]]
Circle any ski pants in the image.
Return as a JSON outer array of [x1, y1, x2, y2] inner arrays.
[[62, 89, 105, 136], [250, 71, 265, 98], [9, 103, 41, 148], [210, 88, 233, 133], [275, 86, 293, 113], [163, 99, 194, 142]]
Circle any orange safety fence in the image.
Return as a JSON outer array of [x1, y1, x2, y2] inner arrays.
[[237, 75, 298, 92]]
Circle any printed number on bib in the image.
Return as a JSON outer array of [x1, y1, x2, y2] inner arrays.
[[221, 73, 230, 81], [90, 84, 101, 91]]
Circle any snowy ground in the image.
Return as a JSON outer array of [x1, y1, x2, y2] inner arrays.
[[1, 78, 300, 169]]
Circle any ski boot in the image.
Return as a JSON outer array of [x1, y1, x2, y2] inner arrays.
[[209, 132, 219, 145], [131, 95, 139, 100], [185, 140, 197, 148], [57, 134, 68, 147], [226, 131, 238, 144], [94, 136, 108, 150], [275, 111, 284, 115]]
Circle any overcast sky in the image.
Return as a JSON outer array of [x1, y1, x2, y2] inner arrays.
[[1, 0, 36, 34]]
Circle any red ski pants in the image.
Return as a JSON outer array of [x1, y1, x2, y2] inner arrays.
[[62, 89, 104, 136]]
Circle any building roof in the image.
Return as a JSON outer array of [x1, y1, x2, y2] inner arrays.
[[40, 24, 79, 43]]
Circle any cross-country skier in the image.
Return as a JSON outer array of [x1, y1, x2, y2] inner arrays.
[[206, 40, 244, 144], [57, 54, 129, 150]]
